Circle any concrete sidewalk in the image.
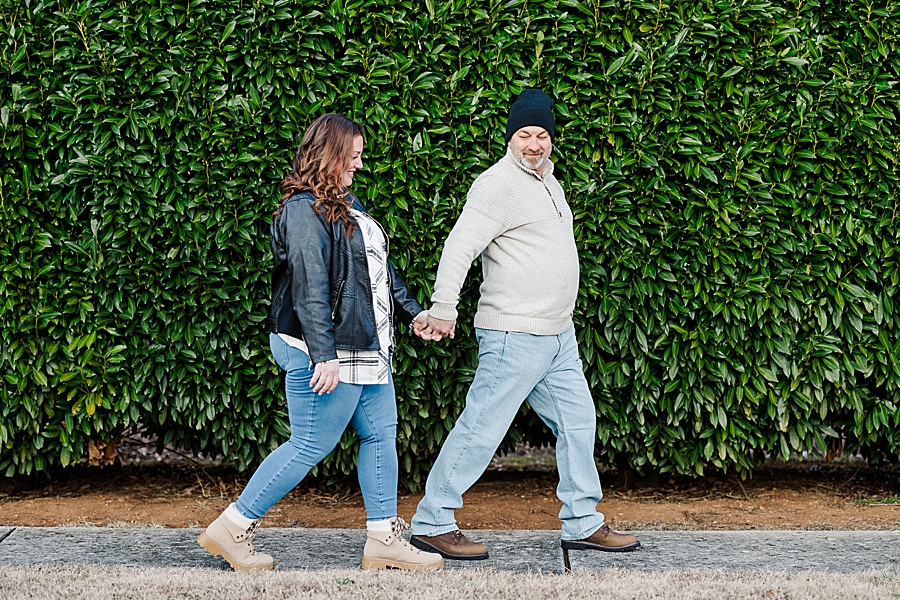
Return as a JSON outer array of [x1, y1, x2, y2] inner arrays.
[[0, 527, 897, 574]]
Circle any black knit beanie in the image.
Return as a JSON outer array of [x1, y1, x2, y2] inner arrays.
[[504, 88, 555, 143]]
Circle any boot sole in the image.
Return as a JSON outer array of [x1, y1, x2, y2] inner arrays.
[[361, 556, 444, 571], [561, 539, 641, 552], [197, 532, 274, 571], [410, 536, 489, 560]]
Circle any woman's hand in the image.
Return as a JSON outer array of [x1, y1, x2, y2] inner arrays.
[[311, 360, 340, 394]]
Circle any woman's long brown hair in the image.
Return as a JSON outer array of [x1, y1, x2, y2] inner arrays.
[[277, 113, 361, 238]]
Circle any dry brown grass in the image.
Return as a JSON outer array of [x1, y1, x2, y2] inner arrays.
[[1, 565, 898, 599]]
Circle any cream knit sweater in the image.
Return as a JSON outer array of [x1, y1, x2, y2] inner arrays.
[[429, 147, 579, 335]]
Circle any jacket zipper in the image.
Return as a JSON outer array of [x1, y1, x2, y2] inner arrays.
[[331, 279, 345, 320]]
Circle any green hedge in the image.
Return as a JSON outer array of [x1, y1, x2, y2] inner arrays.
[[1, 0, 898, 484]]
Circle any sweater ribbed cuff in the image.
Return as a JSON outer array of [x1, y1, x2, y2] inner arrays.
[[428, 302, 458, 322]]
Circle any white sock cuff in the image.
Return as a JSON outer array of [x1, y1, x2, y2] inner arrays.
[[223, 503, 255, 530], [366, 518, 393, 533]]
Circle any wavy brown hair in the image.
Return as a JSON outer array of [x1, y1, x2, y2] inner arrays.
[[277, 113, 362, 238]]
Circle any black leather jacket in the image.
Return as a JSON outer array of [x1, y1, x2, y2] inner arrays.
[[269, 191, 423, 364]]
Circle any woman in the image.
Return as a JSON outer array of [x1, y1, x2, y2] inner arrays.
[[198, 113, 443, 571]]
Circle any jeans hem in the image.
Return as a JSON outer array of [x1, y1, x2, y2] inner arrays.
[[410, 523, 461, 537], [365, 511, 396, 522], [560, 520, 606, 541]]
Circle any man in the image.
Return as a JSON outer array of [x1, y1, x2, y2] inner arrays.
[[410, 88, 640, 560]]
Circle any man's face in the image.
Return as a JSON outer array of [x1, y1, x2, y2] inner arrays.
[[508, 126, 552, 171]]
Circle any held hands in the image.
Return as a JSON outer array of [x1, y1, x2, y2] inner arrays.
[[310, 360, 340, 394], [312, 312, 451, 391], [412, 310, 456, 342]]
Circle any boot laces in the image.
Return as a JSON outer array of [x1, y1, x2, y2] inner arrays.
[[245, 521, 261, 556], [391, 516, 411, 537], [390, 517, 423, 554]]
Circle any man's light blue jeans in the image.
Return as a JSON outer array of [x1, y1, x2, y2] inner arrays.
[[235, 333, 398, 521], [411, 326, 605, 540]]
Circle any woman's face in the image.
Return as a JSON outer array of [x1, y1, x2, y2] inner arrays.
[[341, 135, 364, 187]]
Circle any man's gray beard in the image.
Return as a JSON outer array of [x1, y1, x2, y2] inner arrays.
[[517, 147, 551, 171]]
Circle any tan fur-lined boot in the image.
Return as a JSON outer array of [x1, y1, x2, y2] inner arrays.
[[198, 513, 274, 571], [362, 517, 444, 571]]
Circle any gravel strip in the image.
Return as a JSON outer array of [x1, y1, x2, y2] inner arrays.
[[1, 527, 898, 573]]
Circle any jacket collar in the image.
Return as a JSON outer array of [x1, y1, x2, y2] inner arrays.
[[346, 190, 366, 212], [504, 146, 554, 180]]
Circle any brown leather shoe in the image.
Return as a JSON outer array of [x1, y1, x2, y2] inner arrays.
[[561, 525, 641, 552], [410, 530, 489, 560]]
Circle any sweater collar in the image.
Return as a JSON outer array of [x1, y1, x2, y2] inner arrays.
[[504, 146, 554, 180]]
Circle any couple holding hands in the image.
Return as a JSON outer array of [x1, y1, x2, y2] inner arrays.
[[198, 88, 640, 571]]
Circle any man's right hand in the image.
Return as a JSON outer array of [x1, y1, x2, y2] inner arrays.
[[423, 315, 456, 340]]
